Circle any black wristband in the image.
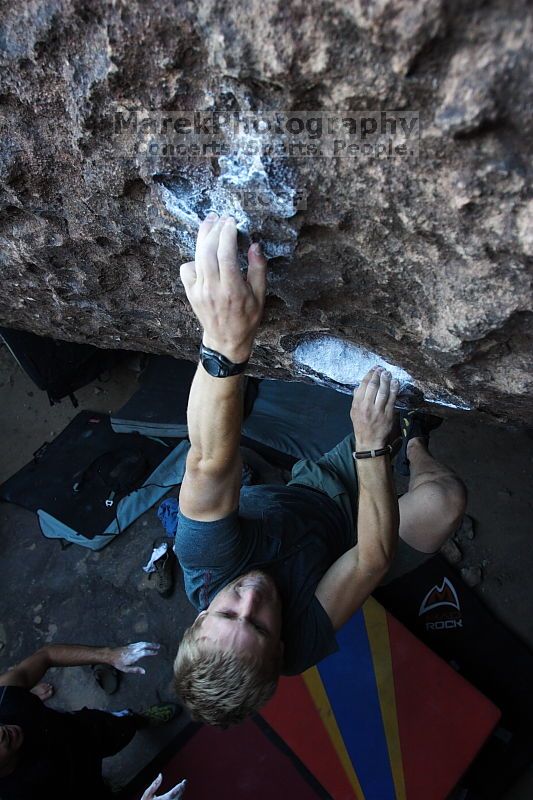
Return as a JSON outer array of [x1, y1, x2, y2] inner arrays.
[[352, 444, 393, 460]]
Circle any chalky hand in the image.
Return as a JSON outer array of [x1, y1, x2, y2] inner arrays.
[[180, 213, 267, 364], [141, 773, 187, 800], [108, 641, 161, 675]]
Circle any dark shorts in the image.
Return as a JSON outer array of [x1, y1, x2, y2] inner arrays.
[[69, 707, 139, 758], [288, 433, 434, 585]]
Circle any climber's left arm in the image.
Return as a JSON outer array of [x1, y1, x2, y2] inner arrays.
[[178, 213, 267, 521]]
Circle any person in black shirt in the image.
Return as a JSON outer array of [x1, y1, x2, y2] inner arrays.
[[0, 641, 180, 799]]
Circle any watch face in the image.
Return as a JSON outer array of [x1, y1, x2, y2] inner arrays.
[[202, 355, 225, 377]]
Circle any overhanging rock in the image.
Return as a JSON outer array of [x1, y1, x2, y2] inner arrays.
[[0, 0, 531, 423]]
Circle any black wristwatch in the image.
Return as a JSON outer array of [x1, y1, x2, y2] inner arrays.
[[199, 343, 249, 378]]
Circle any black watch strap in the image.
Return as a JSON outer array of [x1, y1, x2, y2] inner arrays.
[[199, 343, 249, 378]]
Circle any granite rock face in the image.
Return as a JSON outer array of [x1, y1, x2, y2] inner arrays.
[[0, 0, 531, 422]]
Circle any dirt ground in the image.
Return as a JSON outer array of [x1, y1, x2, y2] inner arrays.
[[0, 342, 532, 797]]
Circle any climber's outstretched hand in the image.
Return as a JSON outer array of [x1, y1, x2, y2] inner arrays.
[[180, 213, 267, 363], [350, 366, 399, 449]]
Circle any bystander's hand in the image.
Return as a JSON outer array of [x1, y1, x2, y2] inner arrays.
[[180, 213, 267, 364], [107, 642, 161, 675], [140, 773, 187, 799], [350, 366, 399, 450]]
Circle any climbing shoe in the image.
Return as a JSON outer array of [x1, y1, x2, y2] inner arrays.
[[92, 664, 120, 695], [395, 410, 443, 477], [148, 538, 175, 598], [136, 703, 181, 728]]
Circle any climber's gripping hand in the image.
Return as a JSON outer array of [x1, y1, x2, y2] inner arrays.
[[180, 213, 267, 364]]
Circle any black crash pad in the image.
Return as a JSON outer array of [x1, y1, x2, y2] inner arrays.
[[0, 412, 172, 539]]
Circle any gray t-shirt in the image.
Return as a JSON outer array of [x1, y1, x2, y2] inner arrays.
[[174, 483, 353, 675]]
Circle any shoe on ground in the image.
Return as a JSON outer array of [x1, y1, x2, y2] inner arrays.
[[148, 537, 175, 597], [137, 703, 181, 728], [92, 664, 119, 695]]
